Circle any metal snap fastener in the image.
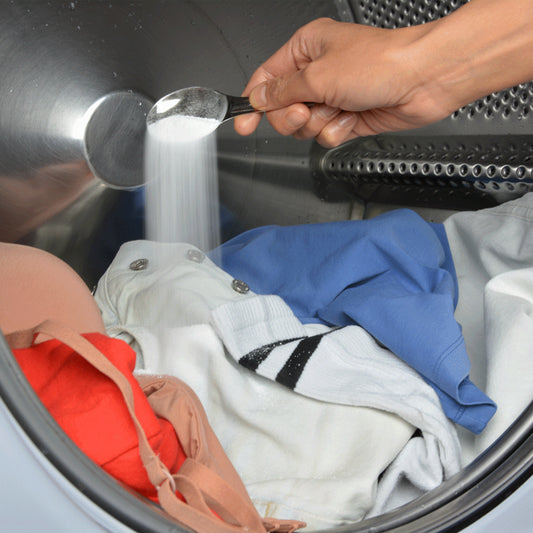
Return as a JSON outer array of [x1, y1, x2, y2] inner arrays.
[[129, 258, 149, 271], [187, 249, 205, 263], [232, 279, 249, 294]]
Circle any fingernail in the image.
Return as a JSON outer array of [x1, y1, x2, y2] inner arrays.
[[250, 84, 267, 110], [286, 110, 307, 129], [321, 113, 357, 147], [316, 105, 339, 119], [337, 113, 356, 127]]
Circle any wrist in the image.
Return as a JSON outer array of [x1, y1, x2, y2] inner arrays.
[[410, 0, 533, 114]]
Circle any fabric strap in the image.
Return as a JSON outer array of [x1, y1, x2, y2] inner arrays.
[[6, 320, 282, 533]]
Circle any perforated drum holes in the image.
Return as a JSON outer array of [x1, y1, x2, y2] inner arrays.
[[316, 134, 533, 206], [453, 83, 533, 123], [357, 0, 467, 28]]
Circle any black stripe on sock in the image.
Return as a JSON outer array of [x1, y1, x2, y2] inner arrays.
[[275, 334, 323, 389], [239, 337, 303, 371]]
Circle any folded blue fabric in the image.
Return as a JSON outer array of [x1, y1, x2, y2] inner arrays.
[[213, 209, 496, 433]]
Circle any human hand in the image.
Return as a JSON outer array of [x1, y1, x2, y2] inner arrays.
[[234, 17, 460, 148], [236, 0, 533, 149]]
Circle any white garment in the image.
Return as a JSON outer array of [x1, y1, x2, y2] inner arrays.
[[94, 240, 459, 528], [444, 193, 533, 462], [211, 294, 462, 517], [479, 268, 533, 452]]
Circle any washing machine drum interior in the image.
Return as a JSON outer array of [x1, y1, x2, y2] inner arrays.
[[1, 1, 533, 532]]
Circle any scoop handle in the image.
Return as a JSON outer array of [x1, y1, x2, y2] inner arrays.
[[224, 95, 256, 120], [225, 94, 316, 122]]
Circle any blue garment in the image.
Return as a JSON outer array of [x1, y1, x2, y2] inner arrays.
[[213, 209, 496, 433]]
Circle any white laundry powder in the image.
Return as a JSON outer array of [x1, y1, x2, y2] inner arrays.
[[144, 114, 221, 251], [147, 114, 220, 142]]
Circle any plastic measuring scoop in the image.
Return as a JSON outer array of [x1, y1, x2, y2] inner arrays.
[[146, 87, 255, 128]]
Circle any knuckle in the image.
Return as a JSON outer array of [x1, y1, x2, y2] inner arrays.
[[266, 77, 289, 106], [304, 17, 334, 32], [299, 66, 325, 102]]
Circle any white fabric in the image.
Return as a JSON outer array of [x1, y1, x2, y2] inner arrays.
[[479, 267, 533, 453], [94, 240, 460, 529], [444, 193, 533, 462], [211, 294, 462, 518], [95, 240, 414, 530]]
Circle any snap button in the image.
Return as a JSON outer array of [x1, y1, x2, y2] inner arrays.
[[232, 279, 249, 294], [187, 249, 205, 263], [129, 258, 149, 271]]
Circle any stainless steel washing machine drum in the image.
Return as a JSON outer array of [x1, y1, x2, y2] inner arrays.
[[1, 1, 532, 532]]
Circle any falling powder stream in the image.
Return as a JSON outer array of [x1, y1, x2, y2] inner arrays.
[[144, 114, 221, 252]]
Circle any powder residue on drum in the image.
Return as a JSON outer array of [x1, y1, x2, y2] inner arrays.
[[144, 114, 221, 252]]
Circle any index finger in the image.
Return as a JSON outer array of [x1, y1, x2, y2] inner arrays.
[[236, 24, 316, 135], [235, 38, 305, 135]]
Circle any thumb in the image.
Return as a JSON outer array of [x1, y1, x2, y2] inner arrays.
[[249, 70, 317, 111]]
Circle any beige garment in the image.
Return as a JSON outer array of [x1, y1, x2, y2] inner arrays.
[[0, 242, 105, 337], [7, 319, 303, 533]]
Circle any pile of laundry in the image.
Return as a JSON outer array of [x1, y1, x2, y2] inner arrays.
[[8, 193, 533, 531], [93, 198, 524, 530]]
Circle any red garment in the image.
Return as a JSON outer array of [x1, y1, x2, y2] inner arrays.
[[13, 333, 187, 501]]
